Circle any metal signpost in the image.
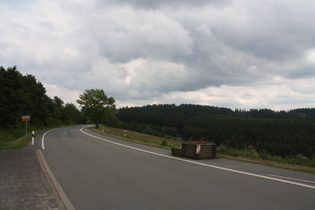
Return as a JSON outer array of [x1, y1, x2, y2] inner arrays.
[[22, 115, 30, 136]]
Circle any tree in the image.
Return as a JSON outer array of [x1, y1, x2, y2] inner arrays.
[[76, 89, 116, 128], [63, 103, 81, 125]]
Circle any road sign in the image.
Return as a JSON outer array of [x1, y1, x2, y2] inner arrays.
[[22, 115, 31, 121]]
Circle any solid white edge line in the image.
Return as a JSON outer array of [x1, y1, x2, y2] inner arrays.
[[265, 174, 315, 184], [80, 127, 315, 190], [41, 129, 55, 150]]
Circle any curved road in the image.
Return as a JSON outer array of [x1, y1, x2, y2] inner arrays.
[[40, 126, 315, 209]]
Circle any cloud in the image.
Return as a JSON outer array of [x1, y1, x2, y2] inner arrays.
[[1, 0, 315, 110], [103, 0, 230, 9], [44, 83, 82, 106], [86, 6, 194, 63]]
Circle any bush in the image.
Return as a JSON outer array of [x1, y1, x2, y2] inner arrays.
[[218, 145, 260, 159], [161, 139, 168, 147]]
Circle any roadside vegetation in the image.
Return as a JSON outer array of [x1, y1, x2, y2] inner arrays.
[[217, 145, 315, 173], [91, 125, 182, 149], [93, 125, 315, 174], [0, 126, 57, 150], [0, 128, 27, 150]]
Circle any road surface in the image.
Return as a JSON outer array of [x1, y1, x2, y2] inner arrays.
[[40, 126, 315, 210]]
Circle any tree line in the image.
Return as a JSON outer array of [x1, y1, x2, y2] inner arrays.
[[117, 104, 315, 159], [0, 66, 81, 129]]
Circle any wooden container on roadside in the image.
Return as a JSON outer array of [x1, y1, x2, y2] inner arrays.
[[172, 142, 216, 159]]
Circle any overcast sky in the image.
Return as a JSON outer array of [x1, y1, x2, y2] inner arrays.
[[1, 0, 315, 110]]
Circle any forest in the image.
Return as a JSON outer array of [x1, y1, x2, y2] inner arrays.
[[0, 66, 81, 130], [118, 104, 315, 160]]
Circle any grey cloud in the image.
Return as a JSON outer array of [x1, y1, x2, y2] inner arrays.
[[83, 7, 193, 63], [209, 1, 315, 63], [102, 0, 230, 9], [1, 0, 315, 110]]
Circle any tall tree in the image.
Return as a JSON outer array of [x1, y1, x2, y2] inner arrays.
[[76, 89, 116, 128], [52, 96, 64, 123], [63, 103, 81, 125], [0, 66, 82, 128]]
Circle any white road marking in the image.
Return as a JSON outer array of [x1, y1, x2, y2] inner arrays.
[[80, 127, 315, 190], [41, 129, 55, 150], [265, 174, 315, 184]]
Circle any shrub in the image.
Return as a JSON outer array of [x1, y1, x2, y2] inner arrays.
[[161, 139, 167, 146]]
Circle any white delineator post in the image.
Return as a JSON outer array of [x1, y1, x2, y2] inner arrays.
[[32, 131, 35, 145]]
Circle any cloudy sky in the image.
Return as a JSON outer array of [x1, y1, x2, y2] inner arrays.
[[1, 0, 315, 110]]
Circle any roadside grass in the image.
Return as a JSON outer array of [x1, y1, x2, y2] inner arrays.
[[92, 125, 182, 150], [93, 125, 315, 174], [218, 154, 315, 174], [0, 127, 56, 151], [0, 134, 31, 149], [0, 128, 29, 150], [217, 145, 315, 174]]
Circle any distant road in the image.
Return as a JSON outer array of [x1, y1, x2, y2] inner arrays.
[[40, 126, 315, 210]]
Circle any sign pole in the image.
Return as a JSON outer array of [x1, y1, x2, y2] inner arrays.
[[22, 115, 30, 136]]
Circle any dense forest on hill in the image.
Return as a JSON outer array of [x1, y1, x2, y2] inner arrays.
[[118, 104, 315, 159], [0, 66, 81, 129]]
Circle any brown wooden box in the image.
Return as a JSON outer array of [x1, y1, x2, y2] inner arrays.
[[172, 142, 216, 159]]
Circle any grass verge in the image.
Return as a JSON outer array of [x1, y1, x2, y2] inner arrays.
[[217, 145, 315, 173], [218, 154, 315, 174], [0, 127, 56, 151], [92, 125, 182, 150]]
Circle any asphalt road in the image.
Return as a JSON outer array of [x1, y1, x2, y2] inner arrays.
[[40, 126, 315, 210]]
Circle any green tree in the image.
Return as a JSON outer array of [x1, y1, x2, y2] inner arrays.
[[63, 103, 81, 125], [52, 96, 64, 123], [76, 89, 116, 128]]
